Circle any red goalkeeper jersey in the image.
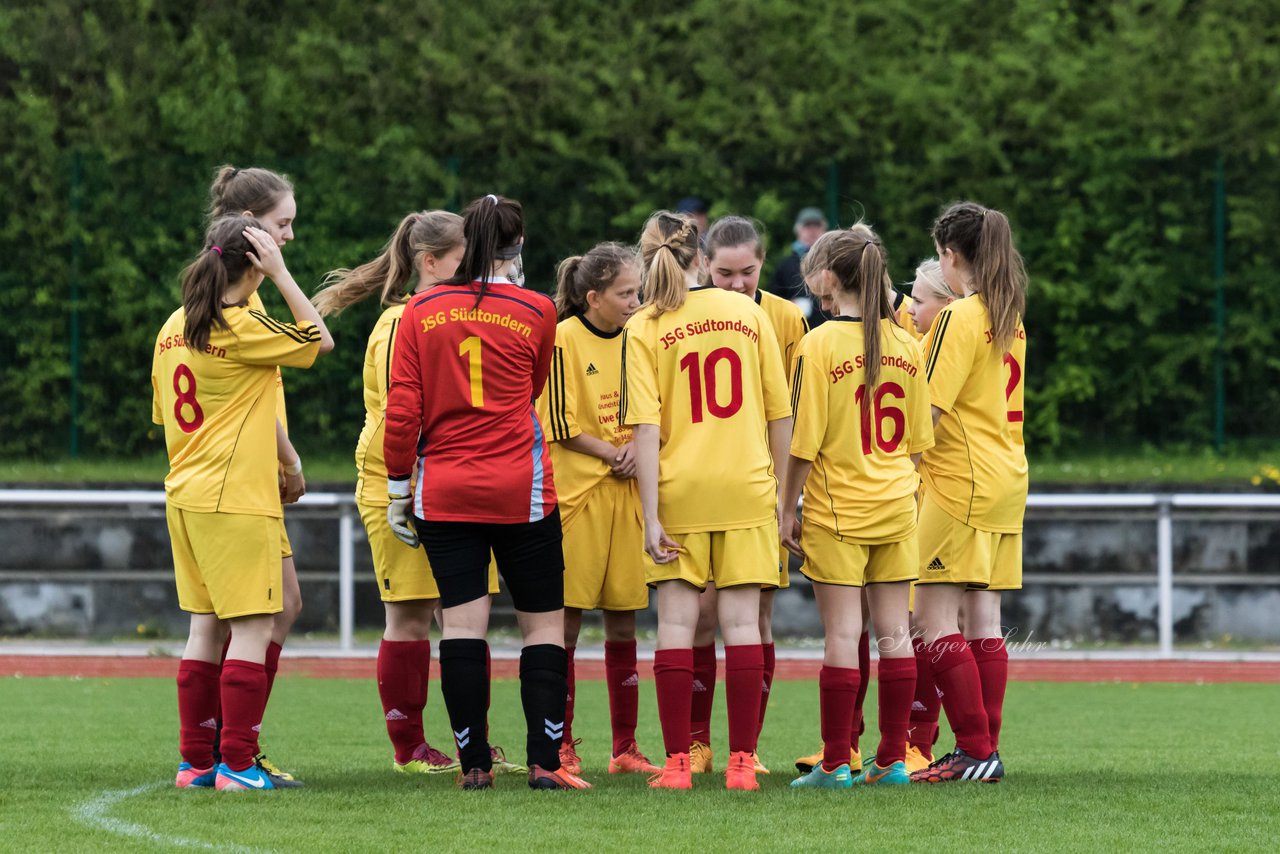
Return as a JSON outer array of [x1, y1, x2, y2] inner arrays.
[[384, 278, 558, 523]]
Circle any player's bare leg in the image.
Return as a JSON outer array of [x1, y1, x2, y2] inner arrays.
[[560, 606, 585, 773], [603, 608, 659, 773], [381, 599, 455, 774], [689, 582, 718, 772], [792, 582, 860, 789], [717, 584, 764, 791], [963, 590, 1007, 753]]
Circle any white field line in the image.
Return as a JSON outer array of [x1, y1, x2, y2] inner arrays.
[[72, 782, 270, 853]]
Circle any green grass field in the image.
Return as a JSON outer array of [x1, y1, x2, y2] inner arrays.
[[2, 676, 1277, 853], [5, 444, 1280, 487]]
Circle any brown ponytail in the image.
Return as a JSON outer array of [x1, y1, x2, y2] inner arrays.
[[443, 194, 524, 309], [704, 215, 766, 263], [207, 165, 294, 221], [554, 243, 638, 322], [931, 201, 1027, 353], [638, 211, 699, 317], [313, 210, 464, 316], [802, 223, 894, 388], [180, 215, 262, 353]]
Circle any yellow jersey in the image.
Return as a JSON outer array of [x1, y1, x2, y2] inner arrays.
[[151, 303, 322, 517], [621, 286, 791, 533], [791, 317, 933, 543], [894, 291, 923, 341], [536, 314, 634, 521], [354, 303, 409, 505], [249, 290, 290, 432], [920, 296, 1028, 533], [1005, 327, 1026, 447], [755, 289, 809, 376]]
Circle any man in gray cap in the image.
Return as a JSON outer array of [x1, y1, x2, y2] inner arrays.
[[768, 207, 828, 322]]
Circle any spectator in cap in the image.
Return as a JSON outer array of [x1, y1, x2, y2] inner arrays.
[[767, 206, 828, 322], [676, 196, 710, 235]]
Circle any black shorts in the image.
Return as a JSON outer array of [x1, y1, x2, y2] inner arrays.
[[415, 509, 565, 612]]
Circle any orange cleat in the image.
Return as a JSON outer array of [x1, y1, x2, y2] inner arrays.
[[647, 753, 693, 789], [725, 751, 760, 791], [558, 738, 583, 775], [528, 764, 592, 789], [608, 744, 661, 774], [456, 767, 494, 790]]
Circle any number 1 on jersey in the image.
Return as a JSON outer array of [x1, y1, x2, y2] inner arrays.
[[459, 336, 484, 407]]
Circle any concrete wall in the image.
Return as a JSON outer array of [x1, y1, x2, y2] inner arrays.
[[2, 502, 1278, 643]]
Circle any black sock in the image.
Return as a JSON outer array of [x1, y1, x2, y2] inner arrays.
[[520, 644, 569, 771], [439, 638, 491, 773]]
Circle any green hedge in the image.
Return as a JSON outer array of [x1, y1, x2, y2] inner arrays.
[[2, 0, 1278, 459]]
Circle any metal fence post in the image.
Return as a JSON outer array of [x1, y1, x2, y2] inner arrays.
[[1156, 497, 1174, 658], [338, 503, 355, 652]]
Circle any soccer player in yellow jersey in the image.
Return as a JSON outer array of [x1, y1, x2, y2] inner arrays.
[[779, 224, 933, 789], [909, 202, 1029, 784], [154, 216, 332, 792], [688, 216, 808, 774], [622, 211, 792, 792], [313, 211, 516, 778], [536, 243, 660, 776], [206, 166, 309, 782]]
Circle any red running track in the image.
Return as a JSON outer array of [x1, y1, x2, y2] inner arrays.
[[2, 656, 1277, 683]]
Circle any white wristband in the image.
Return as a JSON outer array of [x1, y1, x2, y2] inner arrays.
[[282, 459, 303, 476], [387, 477, 411, 499]]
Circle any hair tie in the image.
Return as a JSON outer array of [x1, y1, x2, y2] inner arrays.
[[211, 246, 223, 256], [229, 168, 240, 179], [486, 194, 499, 206]]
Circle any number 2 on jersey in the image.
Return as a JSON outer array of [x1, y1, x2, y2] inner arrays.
[[1003, 353, 1023, 423], [172, 364, 204, 433], [679, 347, 744, 423], [459, 336, 484, 407]]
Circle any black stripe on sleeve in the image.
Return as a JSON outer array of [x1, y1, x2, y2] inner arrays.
[[619, 330, 629, 424], [549, 348, 567, 440], [249, 309, 322, 344], [791, 355, 804, 419], [385, 318, 400, 393], [925, 311, 951, 382]]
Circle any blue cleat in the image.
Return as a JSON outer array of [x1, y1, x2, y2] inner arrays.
[[215, 762, 276, 791], [853, 759, 911, 785], [175, 762, 216, 788], [790, 762, 853, 789]]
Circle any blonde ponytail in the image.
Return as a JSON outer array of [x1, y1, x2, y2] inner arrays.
[[639, 211, 699, 317]]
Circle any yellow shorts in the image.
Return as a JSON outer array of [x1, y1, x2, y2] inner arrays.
[[915, 492, 1023, 590], [167, 505, 282, 619], [278, 518, 293, 560], [562, 479, 648, 611], [800, 524, 918, 587], [776, 543, 791, 590], [645, 522, 781, 590], [358, 502, 499, 602]]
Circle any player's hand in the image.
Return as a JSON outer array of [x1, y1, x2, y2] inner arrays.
[[780, 513, 804, 559], [244, 226, 289, 281], [387, 497, 419, 548], [609, 442, 637, 479], [644, 520, 682, 565], [281, 469, 306, 504]]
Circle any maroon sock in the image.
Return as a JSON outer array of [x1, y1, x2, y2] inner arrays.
[[874, 657, 916, 766], [927, 634, 992, 758], [177, 659, 221, 769], [654, 648, 694, 756], [757, 642, 776, 737], [264, 641, 283, 700], [690, 643, 717, 744], [563, 645, 576, 744], [377, 639, 431, 764], [819, 665, 858, 772], [853, 631, 870, 743], [969, 637, 1009, 750], [219, 659, 268, 771], [909, 636, 941, 754], [724, 644, 764, 755], [213, 634, 233, 732], [604, 639, 639, 756]]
